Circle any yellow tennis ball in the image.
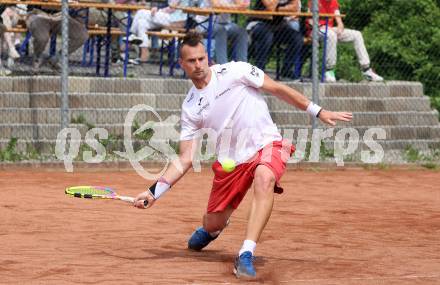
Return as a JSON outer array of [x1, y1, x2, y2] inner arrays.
[[221, 158, 236, 173]]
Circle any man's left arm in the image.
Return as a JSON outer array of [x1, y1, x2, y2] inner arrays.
[[333, 3, 344, 35], [260, 74, 352, 126]]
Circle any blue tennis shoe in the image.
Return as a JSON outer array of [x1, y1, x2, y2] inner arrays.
[[233, 251, 256, 278], [187, 227, 218, 251]]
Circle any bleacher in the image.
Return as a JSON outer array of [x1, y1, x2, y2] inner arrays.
[[0, 77, 439, 163]]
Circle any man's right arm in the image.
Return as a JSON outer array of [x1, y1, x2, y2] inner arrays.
[[133, 139, 196, 209], [335, 14, 344, 35], [260, 74, 353, 126]]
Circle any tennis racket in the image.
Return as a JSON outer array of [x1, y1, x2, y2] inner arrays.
[[65, 186, 148, 207]]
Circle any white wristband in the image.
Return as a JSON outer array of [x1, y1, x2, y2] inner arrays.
[[148, 178, 171, 200], [306, 102, 322, 118]]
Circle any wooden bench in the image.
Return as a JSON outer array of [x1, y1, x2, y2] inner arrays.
[[6, 26, 125, 36], [5, 25, 128, 76], [88, 29, 125, 36], [5, 27, 27, 33], [5, 25, 186, 77], [145, 30, 186, 39]]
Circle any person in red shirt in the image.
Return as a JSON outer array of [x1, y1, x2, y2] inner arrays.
[[308, 0, 383, 82]]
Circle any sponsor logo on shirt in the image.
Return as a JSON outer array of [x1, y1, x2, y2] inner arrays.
[[197, 102, 210, 115], [216, 67, 227, 75], [187, 92, 194, 103], [196, 97, 210, 114], [250, 65, 260, 78], [215, 88, 231, 100]]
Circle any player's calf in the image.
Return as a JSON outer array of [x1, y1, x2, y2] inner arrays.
[[203, 211, 231, 233], [187, 219, 230, 251]]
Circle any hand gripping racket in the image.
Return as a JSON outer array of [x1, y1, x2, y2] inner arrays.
[[65, 186, 148, 207]]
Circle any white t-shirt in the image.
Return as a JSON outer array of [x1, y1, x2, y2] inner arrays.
[[180, 61, 282, 164]]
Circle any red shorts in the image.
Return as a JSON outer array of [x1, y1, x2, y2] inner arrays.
[[207, 140, 295, 213]]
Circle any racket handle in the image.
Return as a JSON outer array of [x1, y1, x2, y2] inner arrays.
[[119, 196, 149, 208], [118, 196, 135, 203]]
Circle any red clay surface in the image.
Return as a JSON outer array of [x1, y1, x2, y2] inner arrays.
[[1, 167, 439, 285]]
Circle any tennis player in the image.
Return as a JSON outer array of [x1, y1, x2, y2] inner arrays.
[[134, 31, 352, 279]]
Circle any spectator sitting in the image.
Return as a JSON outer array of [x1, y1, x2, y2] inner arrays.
[[195, 0, 249, 64], [88, 0, 139, 64], [130, 0, 189, 63], [308, 0, 383, 82], [247, 0, 303, 79], [0, 5, 21, 75], [0, 22, 9, 75], [25, 6, 88, 71]]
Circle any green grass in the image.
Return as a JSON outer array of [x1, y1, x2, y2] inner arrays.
[[404, 145, 422, 162], [0, 138, 23, 162], [421, 162, 438, 170], [403, 145, 440, 168], [71, 114, 95, 130]]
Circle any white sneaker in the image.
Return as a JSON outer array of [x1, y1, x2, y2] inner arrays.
[[363, 68, 383, 82], [122, 34, 143, 45], [324, 70, 336, 83], [128, 58, 140, 65], [0, 68, 12, 76], [8, 48, 20, 59], [7, 57, 15, 68]]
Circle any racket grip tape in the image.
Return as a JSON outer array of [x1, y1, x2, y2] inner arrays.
[[119, 195, 148, 208], [118, 196, 136, 203]]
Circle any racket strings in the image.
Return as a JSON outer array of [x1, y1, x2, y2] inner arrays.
[[66, 186, 114, 197]]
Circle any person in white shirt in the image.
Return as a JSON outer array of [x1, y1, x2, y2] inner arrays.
[[134, 31, 352, 279], [0, 5, 21, 75], [130, 0, 189, 62]]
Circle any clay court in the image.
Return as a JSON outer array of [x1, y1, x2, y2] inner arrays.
[[1, 167, 439, 284]]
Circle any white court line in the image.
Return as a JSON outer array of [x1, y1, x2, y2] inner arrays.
[[279, 275, 440, 283], [184, 275, 440, 284]]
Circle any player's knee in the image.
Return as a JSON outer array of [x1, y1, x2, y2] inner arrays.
[[254, 168, 276, 193], [354, 30, 364, 41]]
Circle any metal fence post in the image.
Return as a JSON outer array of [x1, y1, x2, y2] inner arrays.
[[311, 0, 320, 130], [61, 0, 70, 130]]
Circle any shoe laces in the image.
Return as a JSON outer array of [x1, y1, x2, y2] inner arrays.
[[240, 252, 254, 266], [196, 227, 212, 240]]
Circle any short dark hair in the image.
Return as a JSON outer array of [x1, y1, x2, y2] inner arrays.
[[179, 31, 204, 56]]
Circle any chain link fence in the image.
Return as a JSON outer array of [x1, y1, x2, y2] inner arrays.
[[0, 0, 439, 166]]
